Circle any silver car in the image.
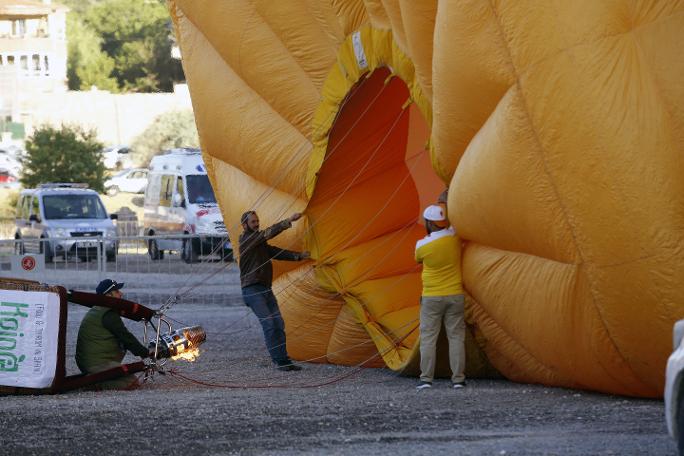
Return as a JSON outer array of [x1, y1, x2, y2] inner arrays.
[[14, 183, 119, 262]]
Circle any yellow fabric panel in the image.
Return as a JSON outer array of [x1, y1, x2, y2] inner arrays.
[[431, 0, 516, 181], [349, 274, 421, 324], [438, 0, 684, 397], [450, 85, 579, 264], [330, 0, 368, 36], [275, 265, 344, 364], [316, 225, 423, 289], [176, 0, 320, 138], [633, 8, 684, 146], [379, 0, 408, 52], [463, 243, 656, 397], [327, 304, 385, 368], [363, 0, 390, 29], [397, 0, 436, 101], [173, 10, 310, 195], [172, 0, 684, 398], [252, 1, 343, 91]]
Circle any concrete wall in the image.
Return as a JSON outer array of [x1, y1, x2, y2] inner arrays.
[[27, 85, 193, 145]]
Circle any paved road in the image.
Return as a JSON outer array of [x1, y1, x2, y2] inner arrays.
[[1, 303, 676, 455]]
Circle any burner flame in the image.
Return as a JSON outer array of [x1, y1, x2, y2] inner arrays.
[[172, 347, 200, 362]]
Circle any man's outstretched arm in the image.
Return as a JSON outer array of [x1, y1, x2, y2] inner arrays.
[[268, 246, 310, 261]]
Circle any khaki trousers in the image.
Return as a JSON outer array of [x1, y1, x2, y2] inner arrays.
[[419, 294, 465, 383]]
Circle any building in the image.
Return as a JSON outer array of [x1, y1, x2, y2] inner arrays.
[[0, 1, 193, 152], [0, 0, 68, 140]]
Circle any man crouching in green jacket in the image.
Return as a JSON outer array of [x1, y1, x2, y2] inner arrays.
[[75, 279, 151, 390]]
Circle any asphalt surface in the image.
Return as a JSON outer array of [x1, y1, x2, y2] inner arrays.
[[0, 293, 676, 455]]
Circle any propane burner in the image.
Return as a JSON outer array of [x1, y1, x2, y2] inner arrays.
[[150, 325, 206, 361]]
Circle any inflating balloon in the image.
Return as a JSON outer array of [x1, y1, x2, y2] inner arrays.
[[169, 0, 684, 397]]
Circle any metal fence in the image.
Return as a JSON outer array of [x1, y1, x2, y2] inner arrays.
[[0, 233, 243, 309]]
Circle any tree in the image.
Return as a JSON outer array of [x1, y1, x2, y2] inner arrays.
[[66, 15, 118, 91], [21, 125, 106, 192], [130, 110, 199, 166], [64, 0, 184, 92], [83, 0, 183, 92]]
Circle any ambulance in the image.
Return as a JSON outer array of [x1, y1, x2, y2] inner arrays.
[[142, 149, 231, 262]]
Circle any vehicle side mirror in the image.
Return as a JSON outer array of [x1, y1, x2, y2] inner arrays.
[[29, 214, 39, 222], [110, 213, 118, 220]]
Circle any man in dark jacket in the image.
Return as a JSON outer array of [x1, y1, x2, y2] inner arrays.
[[239, 211, 309, 371], [75, 279, 151, 389]]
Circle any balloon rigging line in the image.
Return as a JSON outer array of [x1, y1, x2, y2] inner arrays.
[[165, 71, 394, 301], [162, 110, 433, 359], [165, 314, 419, 389], [148, 78, 436, 382], [172, 82, 412, 305], [167, 102, 419, 337], [159, 152, 431, 378], [161, 71, 380, 298]]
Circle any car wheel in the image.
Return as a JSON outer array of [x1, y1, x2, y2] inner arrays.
[[222, 248, 234, 262], [107, 186, 119, 196], [106, 252, 116, 262], [183, 237, 199, 264], [40, 237, 53, 263], [148, 239, 163, 260]]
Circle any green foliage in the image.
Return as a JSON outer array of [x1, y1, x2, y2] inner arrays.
[[21, 125, 106, 193], [64, 0, 183, 93], [67, 15, 118, 91], [131, 110, 199, 166], [0, 189, 20, 219]]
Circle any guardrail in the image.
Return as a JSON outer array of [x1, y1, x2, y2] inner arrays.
[[0, 234, 242, 308]]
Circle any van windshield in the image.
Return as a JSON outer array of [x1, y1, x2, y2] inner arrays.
[[186, 175, 217, 204], [43, 194, 108, 220]]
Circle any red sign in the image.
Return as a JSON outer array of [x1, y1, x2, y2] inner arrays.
[[21, 256, 36, 271]]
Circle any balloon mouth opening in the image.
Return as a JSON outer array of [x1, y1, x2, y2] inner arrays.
[[308, 66, 443, 256], [305, 67, 442, 367]]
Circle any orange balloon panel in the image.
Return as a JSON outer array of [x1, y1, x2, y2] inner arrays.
[[171, 0, 684, 397], [306, 68, 439, 369]]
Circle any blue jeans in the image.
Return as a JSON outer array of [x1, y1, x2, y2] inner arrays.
[[242, 284, 289, 364]]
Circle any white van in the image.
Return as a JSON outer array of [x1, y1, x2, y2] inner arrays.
[[143, 148, 231, 263]]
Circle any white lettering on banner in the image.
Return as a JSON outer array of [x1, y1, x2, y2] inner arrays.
[[352, 31, 368, 70], [0, 291, 60, 389]]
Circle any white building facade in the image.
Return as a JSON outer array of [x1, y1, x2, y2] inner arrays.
[[0, 0, 68, 127]]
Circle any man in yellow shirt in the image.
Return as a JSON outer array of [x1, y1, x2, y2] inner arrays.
[[415, 204, 466, 390]]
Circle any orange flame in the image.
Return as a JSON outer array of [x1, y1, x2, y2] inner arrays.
[[171, 347, 200, 362]]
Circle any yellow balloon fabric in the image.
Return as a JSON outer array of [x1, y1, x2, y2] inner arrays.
[[169, 0, 684, 398]]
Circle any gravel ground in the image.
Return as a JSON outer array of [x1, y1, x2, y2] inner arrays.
[[0, 293, 676, 455]]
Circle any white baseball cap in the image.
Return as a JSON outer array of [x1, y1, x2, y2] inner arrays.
[[423, 205, 446, 222]]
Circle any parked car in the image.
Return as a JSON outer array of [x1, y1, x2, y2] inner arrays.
[[0, 168, 19, 189], [14, 183, 119, 262], [0, 150, 21, 176], [104, 168, 148, 196], [666, 319, 684, 455], [102, 145, 133, 170], [143, 148, 231, 263]]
